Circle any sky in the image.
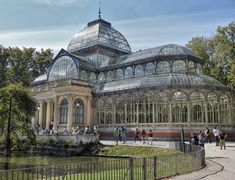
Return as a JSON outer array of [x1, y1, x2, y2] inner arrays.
[[0, 0, 235, 54]]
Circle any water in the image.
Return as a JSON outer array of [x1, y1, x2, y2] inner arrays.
[[0, 153, 101, 170]]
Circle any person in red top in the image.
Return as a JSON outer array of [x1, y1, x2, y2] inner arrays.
[[142, 129, 147, 144], [148, 129, 153, 145]]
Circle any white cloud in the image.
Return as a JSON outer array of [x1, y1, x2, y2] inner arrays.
[[30, 0, 87, 6]]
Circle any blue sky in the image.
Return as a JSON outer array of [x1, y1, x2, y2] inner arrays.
[[0, 0, 235, 54]]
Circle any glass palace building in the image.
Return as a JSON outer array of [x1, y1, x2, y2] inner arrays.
[[31, 17, 235, 139]]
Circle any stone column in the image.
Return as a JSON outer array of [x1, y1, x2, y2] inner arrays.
[[67, 96, 73, 132], [187, 101, 191, 126], [86, 96, 92, 127], [53, 97, 58, 129], [39, 101, 44, 129], [124, 103, 127, 124], [46, 100, 52, 130], [204, 100, 208, 127]]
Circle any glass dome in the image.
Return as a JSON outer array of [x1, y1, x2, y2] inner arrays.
[[67, 18, 131, 54]]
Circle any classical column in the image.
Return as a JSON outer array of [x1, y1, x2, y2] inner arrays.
[[46, 100, 52, 130], [39, 101, 44, 129], [204, 100, 208, 127], [53, 97, 58, 129], [86, 96, 92, 127], [67, 96, 73, 132], [169, 102, 172, 124], [187, 101, 191, 126], [124, 103, 127, 124]]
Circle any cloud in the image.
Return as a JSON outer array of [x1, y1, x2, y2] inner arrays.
[[30, 0, 87, 6]]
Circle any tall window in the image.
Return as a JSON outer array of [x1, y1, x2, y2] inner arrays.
[[134, 65, 144, 77], [60, 99, 68, 124], [173, 60, 186, 73], [124, 67, 133, 78], [105, 98, 113, 124], [116, 69, 123, 79], [96, 99, 105, 125], [172, 92, 188, 123], [156, 93, 169, 123], [73, 99, 84, 125], [145, 62, 155, 75], [115, 97, 125, 124], [157, 61, 170, 73], [190, 92, 205, 123], [220, 94, 230, 124], [189, 61, 195, 73]]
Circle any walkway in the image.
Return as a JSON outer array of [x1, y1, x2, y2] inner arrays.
[[100, 140, 235, 180]]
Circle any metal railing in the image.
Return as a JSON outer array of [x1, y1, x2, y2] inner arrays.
[[0, 141, 205, 180]]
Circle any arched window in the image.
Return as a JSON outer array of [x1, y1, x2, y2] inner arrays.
[[220, 94, 230, 124], [157, 61, 170, 73], [208, 92, 218, 124], [60, 99, 68, 124], [192, 105, 202, 123], [190, 92, 205, 123], [138, 96, 145, 123], [124, 67, 133, 78], [106, 71, 114, 81], [156, 92, 169, 123], [196, 64, 203, 74], [127, 96, 136, 123], [172, 91, 188, 123], [134, 65, 144, 77], [96, 99, 105, 125], [145, 62, 155, 75], [89, 72, 96, 82], [189, 61, 195, 73], [105, 98, 113, 124], [173, 60, 186, 73], [115, 97, 125, 124], [98, 72, 105, 82], [48, 56, 79, 82], [73, 99, 84, 125], [116, 69, 123, 79], [80, 70, 88, 81]]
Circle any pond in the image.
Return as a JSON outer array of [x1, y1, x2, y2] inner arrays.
[[0, 153, 103, 170]]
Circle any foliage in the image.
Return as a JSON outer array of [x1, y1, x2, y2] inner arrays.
[[186, 21, 235, 88], [0, 46, 53, 87], [0, 84, 36, 152]]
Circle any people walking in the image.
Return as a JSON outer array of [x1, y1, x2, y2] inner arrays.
[[121, 126, 127, 144], [134, 128, 141, 142], [148, 129, 153, 145]]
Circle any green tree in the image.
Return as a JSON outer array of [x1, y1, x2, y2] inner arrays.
[[186, 21, 235, 88], [0, 84, 36, 155], [0, 46, 53, 87]]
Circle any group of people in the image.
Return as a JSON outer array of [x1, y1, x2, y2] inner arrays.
[[113, 126, 127, 145], [74, 125, 100, 142], [134, 128, 153, 145], [189, 127, 227, 150]]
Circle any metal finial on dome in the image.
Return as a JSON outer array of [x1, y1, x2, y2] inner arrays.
[[98, 0, 101, 19]]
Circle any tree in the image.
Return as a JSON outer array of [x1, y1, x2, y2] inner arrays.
[[186, 21, 235, 88], [0, 46, 53, 88], [0, 84, 36, 155]]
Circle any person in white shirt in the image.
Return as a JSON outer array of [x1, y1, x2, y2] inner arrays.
[[212, 127, 221, 146]]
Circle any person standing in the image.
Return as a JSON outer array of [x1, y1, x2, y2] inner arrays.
[[142, 129, 147, 144], [113, 127, 119, 145], [198, 131, 205, 148], [204, 127, 212, 143], [212, 127, 220, 146], [148, 129, 153, 145], [121, 126, 127, 144], [134, 128, 141, 142]]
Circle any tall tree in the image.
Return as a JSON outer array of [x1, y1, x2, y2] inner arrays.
[[186, 21, 235, 88], [0, 84, 36, 155], [0, 46, 53, 87]]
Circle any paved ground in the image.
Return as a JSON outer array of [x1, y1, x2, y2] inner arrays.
[[100, 140, 235, 180]]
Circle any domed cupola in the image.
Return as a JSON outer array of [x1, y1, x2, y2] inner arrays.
[[67, 18, 131, 68]]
